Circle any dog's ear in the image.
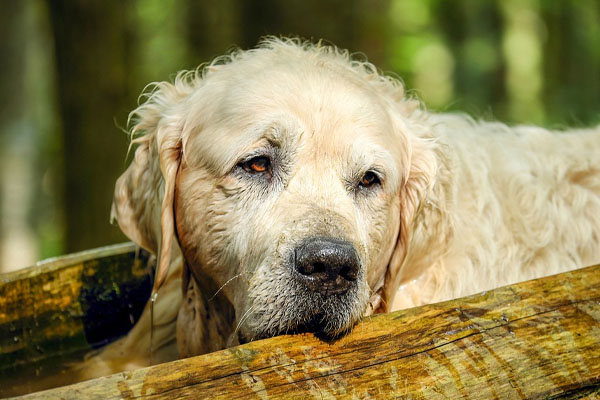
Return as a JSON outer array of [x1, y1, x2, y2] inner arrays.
[[378, 114, 441, 312], [112, 79, 190, 294]]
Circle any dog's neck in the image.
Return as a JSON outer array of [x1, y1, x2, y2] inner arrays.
[[175, 261, 237, 357]]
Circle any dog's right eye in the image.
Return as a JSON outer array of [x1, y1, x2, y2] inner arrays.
[[239, 156, 271, 174]]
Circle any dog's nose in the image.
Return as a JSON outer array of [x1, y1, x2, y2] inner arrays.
[[294, 238, 360, 295]]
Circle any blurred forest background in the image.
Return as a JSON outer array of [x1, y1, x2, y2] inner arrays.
[[0, 0, 599, 272]]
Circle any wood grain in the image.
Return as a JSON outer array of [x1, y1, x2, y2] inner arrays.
[[0, 243, 153, 397], [14, 263, 600, 399]]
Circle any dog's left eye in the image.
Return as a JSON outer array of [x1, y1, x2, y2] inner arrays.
[[359, 171, 381, 188], [240, 156, 271, 174]]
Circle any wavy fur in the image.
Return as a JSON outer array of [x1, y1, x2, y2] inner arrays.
[[79, 37, 600, 382]]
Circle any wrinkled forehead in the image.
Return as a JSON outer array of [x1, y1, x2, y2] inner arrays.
[[182, 63, 402, 175]]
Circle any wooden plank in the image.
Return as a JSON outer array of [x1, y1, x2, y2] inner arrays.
[[0, 243, 153, 397], [15, 263, 600, 399]]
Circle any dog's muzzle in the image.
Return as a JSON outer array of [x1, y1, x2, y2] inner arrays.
[[293, 237, 360, 295]]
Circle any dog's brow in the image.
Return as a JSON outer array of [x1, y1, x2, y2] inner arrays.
[[262, 124, 284, 146]]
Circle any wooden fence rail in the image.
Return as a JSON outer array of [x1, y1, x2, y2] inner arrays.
[[1, 244, 599, 399]]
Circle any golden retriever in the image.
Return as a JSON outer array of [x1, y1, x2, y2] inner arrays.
[[85, 37, 600, 377]]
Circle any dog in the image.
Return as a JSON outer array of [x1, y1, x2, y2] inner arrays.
[[83, 37, 599, 378]]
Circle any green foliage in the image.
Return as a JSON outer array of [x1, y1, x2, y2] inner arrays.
[[0, 0, 598, 267]]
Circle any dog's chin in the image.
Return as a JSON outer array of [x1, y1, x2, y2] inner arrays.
[[240, 285, 367, 342]]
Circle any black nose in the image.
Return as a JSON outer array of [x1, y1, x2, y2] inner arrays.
[[294, 237, 360, 295]]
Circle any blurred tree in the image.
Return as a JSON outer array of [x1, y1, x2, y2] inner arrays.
[[354, 0, 391, 67], [1, 0, 599, 267], [500, 0, 545, 124], [238, 0, 359, 55], [186, 0, 241, 64], [388, 0, 457, 108], [0, 1, 35, 270], [132, 0, 190, 85], [541, 1, 600, 127], [435, 1, 505, 117], [184, 0, 392, 76], [47, 0, 131, 252], [0, 0, 62, 271]]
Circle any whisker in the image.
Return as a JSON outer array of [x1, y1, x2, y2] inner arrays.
[[209, 273, 242, 301], [231, 304, 257, 344]]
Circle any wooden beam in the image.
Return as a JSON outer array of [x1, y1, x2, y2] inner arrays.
[[17, 263, 600, 399], [0, 243, 153, 396]]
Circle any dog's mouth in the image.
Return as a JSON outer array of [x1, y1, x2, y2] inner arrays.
[[237, 312, 356, 344], [237, 237, 369, 342], [239, 284, 365, 342]]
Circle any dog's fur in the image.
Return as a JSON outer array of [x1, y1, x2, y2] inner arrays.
[[84, 38, 600, 378]]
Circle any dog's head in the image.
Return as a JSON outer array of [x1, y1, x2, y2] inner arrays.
[[112, 38, 437, 354]]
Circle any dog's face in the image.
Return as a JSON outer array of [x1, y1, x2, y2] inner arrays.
[[113, 39, 437, 353], [174, 65, 406, 340]]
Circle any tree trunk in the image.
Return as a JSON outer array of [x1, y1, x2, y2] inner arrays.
[[0, 1, 38, 271], [47, 0, 132, 252]]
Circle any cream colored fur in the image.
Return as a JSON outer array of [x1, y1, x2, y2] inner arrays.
[[79, 38, 599, 381]]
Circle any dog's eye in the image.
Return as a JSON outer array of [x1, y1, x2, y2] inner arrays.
[[241, 156, 271, 174], [360, 171, 381, 188]]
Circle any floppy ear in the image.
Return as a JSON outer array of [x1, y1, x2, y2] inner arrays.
[[378, 115, 442, 312], [112, 79, 189, 294]]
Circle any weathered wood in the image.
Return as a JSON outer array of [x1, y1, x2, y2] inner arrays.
[[0, 243, 153, 397], [12, 263, 600, 399]]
